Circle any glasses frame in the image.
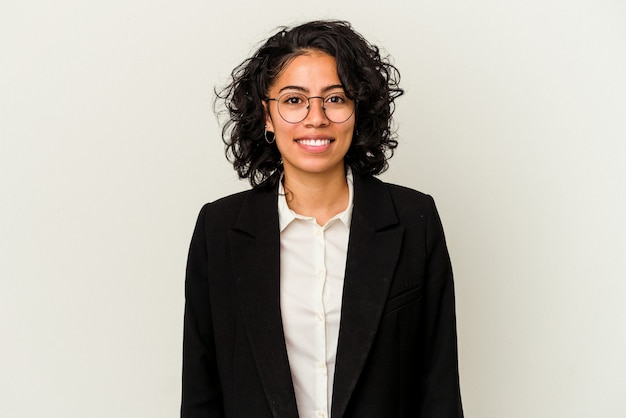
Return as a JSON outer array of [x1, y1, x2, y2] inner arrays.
[[265, 92, 356, 124]]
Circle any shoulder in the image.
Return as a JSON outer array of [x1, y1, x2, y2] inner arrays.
[[384, 181, 440, 228], [358, 174, 436, 212], [193, 189, 254, 230], [384, 181, 433, 203], [364, 178, 449, 253], [203, 189, 253, 214], [352, 173, 442, 234], [195, 186, 278, 231]]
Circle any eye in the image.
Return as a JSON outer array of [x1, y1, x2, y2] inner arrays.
[[281, 94, 306, 106], [325, 93, 347, 105]]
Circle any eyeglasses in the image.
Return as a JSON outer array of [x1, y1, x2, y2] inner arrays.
[[265, 92, 356, 124]]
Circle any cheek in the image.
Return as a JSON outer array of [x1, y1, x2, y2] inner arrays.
[[272, 119, 296, 138], [272, 127, 292, 152], [342, 125, 356, 143]]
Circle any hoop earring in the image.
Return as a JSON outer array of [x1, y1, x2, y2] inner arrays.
[[264, 127, 275, 144]]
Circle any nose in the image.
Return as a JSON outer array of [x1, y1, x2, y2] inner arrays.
[[304, 96, 329, 126]]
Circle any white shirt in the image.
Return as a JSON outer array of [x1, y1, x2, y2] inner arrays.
[[278, 169, 354, 418]]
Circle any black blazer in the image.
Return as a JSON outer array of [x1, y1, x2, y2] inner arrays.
[[181, 173, 463, 417]]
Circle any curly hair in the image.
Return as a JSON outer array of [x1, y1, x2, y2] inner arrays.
[[215, 20, 404, 189]]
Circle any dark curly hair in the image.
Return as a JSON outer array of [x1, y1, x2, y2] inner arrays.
[[215, 20, 404, 189]]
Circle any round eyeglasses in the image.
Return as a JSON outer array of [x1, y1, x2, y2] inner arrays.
[[265, 92, 356, 124]]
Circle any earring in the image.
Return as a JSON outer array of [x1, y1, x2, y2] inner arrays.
[[264, 126, 275, 144]]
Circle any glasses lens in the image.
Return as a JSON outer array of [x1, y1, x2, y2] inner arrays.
[[322, 93, 354, 123], [276, 93, 308, 124], [276, 93, 354, 123]]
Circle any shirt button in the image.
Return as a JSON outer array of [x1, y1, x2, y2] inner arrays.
[[318, 412, 325, 417], [315, 229, 323, 238]]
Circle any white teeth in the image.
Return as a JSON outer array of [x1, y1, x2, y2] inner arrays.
[[298, 139, 331, 146]]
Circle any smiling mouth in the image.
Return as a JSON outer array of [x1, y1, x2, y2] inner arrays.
[[295, 138, 333, 147]]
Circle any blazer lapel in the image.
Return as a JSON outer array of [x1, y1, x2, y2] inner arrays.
[[228, 187, 299, 417], [331, 174, 405, 418]]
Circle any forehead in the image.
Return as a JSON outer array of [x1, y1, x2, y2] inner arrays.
[[270, 51, 341, 92]]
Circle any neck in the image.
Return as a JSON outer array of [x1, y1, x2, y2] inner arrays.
[[282, 166, 349, 226]]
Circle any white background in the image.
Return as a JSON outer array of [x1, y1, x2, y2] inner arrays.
[[1, 1, 625, 417]]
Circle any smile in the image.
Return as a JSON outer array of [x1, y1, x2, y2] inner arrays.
[[295, 138, 333, 147]]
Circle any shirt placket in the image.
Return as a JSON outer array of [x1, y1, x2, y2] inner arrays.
[[313, 224, 328, 417]]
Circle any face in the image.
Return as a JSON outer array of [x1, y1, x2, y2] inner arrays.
[[265, 51, 356, 181]]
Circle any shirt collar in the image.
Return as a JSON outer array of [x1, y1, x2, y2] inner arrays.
[[278, 167, 354, 232]]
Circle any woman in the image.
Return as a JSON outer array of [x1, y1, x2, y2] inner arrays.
[[182, 20, 463, 418]]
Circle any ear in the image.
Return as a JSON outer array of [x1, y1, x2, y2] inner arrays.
[[263, 101, 274, 133]]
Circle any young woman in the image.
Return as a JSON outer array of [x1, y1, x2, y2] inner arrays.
[[182, 20, 463, 418]]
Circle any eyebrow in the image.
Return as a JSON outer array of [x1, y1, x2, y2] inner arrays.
[[277, 84, 345, 94]]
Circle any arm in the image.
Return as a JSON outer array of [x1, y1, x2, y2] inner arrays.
[[181, 204, 225, 418], [418, 196, 464, 417]]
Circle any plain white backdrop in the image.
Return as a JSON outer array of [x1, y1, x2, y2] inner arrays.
[[1, 1, 625, 417]]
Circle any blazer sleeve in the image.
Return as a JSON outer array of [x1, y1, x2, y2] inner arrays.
[[181, 204, 225, 418], [418, 196, 464, 417]]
